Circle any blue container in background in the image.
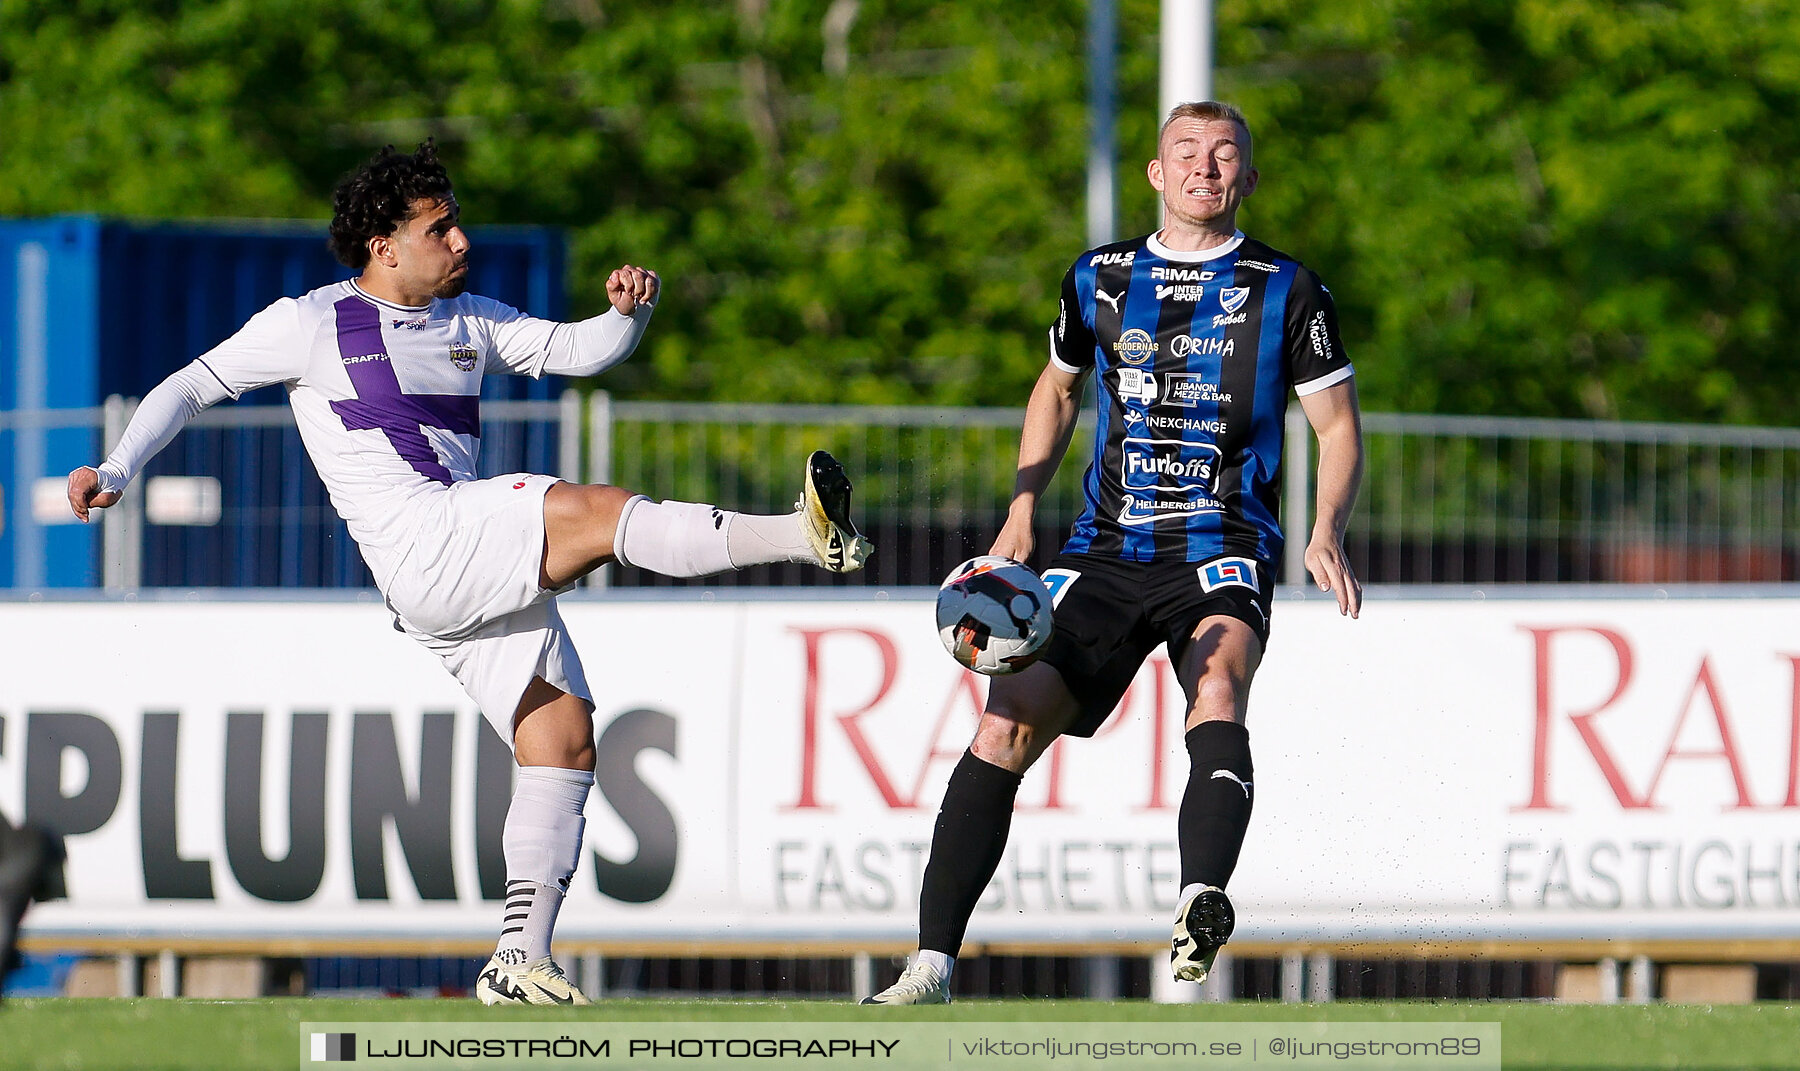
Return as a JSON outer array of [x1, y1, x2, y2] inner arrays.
[[0, 216, 567, 589]]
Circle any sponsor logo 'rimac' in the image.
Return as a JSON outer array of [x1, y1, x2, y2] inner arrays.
[[1151, 266, 1213, 282]]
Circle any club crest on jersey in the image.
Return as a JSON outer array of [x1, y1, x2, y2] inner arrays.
[[1219, 287, 1250, 314], [1199, 556, 1260, 593], [1111, 328, 1158, 366], [448, 341, 478, 372]]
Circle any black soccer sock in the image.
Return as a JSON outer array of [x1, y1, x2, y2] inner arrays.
[[1178, 720, 1255, 890], [918, 750, 1024, 956]]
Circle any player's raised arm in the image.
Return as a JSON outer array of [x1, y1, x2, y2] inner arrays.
[[67, 360, 233, 523], [522, 264, 661, 379]]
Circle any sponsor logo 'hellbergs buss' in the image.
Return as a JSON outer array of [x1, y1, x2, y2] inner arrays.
[[1111, 328, 1158, 365]]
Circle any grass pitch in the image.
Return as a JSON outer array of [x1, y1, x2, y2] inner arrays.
[[1, 998, 1795, 1069]]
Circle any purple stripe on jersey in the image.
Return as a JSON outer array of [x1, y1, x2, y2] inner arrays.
[[328, 296, 480, 485]]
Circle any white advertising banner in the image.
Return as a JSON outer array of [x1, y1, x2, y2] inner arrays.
[[4, 591, 1800, 946]]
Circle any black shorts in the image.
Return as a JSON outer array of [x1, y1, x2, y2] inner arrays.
[[1036, 552, 1273, 737]]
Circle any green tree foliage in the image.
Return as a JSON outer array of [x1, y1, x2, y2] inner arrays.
[[3, 0, 1797, 420]]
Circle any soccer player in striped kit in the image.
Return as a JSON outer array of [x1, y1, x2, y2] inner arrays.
[[866, 102, 1363, 1004], [66, 141, 871, 1006]]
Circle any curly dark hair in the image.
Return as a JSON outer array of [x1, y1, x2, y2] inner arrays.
[[328, 140, 455, 269]]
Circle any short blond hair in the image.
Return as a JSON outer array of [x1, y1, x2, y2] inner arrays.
[[1159, 101, 1253, 165]]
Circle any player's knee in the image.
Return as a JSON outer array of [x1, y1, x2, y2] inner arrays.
[[970, 712, 1040, 770], [1188, 675, 1247, 723]]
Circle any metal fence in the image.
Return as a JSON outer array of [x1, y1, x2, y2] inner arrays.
[[7, 396, 1800, 590]]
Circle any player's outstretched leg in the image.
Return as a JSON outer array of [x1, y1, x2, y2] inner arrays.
[[605, 450, 872, 579], [797, 450, 871, 573], [1170, 885, 1235, 984]]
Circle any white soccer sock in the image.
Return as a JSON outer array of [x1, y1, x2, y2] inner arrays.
[[614, 496, 814, 575], [494, 766, 593, 967], [613, 497, 737, 577], [723, 511, 816, 568], [915, 949, 955, 981]]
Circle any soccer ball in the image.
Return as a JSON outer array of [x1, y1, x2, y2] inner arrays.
[[935, 556, 1054, 676]]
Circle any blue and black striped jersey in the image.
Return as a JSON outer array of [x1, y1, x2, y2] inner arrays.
[[1048, 231, 1353, 566]]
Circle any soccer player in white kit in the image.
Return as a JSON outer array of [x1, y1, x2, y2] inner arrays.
[[65, 141, 872, 1006]]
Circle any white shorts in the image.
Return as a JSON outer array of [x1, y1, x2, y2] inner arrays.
[[384, 472, 593, 738]]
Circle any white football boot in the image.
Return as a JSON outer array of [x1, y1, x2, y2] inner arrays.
[[860, 959, 951, 1005], [798, 450, 872, 573], [475, 955, 591, 1006], [1170, 885, 1235, 984]]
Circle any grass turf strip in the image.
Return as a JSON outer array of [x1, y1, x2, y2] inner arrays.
[[1, 999, 1796, 1070]]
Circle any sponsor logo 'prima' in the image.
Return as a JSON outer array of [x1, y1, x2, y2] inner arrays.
[[1169, 335, 1236, 358]]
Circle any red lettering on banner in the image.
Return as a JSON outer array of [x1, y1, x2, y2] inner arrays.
[[788, 627, 900, 810], [1784, 656, 1800, 808], [903, 671, 986, 808], [1140, 663, 1174, 812], [1642, 658, 1756, 810], [1517, 625, 1647, 811]]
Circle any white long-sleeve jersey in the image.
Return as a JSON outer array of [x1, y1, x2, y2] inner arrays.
[[96, 279, 652, 588]]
